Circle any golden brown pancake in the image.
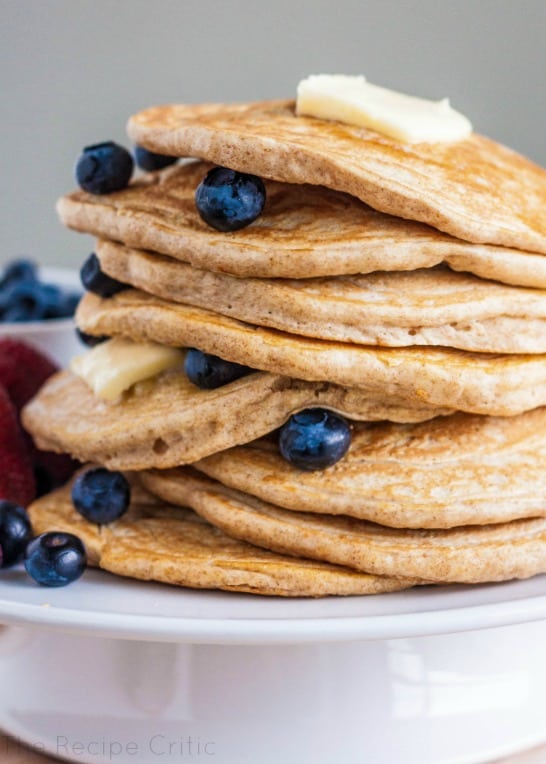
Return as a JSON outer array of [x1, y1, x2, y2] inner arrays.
[[76, 289, 546, 417], [28, 476, 414, 597], [58, 161, 546, 285], [22, 365, 448, 471], [194, 409, 546, 528], [141, 468, 546, 585], [127, 100, 546, 254], [97, 239, 546, 353]]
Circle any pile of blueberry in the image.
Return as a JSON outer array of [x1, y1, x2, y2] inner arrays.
[[0, 259, 81, 323], [0, 468, 131, 587]]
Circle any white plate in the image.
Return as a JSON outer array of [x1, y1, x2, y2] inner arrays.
[[1, 565, 546, 644]]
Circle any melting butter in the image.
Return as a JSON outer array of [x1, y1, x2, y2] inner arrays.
[[70, 337, 184, 401], [296, 74, 472, 143]]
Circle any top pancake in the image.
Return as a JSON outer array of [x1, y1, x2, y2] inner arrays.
[[59, 161, 546, 286], [127, 100, 546, 255]]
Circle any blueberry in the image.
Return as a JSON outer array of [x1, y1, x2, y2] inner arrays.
[[80, 253, 126, 298], [0, 501, 33, 567], [134, 146, 178, 171], [0, 261, 81, 323], [0, 281, 79, 322], [25, 532, 86, 587], [71, 468, 131, 525], [279, 409, 351, 471], [184, 348, 252, 389], [0, 281, 49, 322], [195, 167, 266, 232], [0, 259, 38, 289], [76, 328, 109, 347], [75, 141, 134, 194]]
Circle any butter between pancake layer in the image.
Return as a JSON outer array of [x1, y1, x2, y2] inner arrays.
[[75, 289, 546, 417]]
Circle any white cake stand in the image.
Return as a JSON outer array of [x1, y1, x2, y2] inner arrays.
[[0, 569, 545, 764]]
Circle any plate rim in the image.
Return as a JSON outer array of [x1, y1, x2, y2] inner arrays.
[[2, 573, 546, 644]]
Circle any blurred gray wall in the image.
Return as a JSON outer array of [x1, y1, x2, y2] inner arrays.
[[2, 0, 545, 269]]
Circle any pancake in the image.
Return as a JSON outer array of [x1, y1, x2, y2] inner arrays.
[[141, 468, 546, 585], [97, 239, 546, 353], [76, 289, 546, 417], [27, 476, 414, 597], [58, 161, 546, 286], [22, 365, 448, 471], [127, 100, 546, 255], [194, 409, 546, 529]]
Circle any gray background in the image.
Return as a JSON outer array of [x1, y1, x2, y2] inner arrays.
[[1, 0, 545, 269]]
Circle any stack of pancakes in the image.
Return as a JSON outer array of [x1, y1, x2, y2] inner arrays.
[[23, 99, 546, 596]]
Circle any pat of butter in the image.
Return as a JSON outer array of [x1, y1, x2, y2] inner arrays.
[[296, 74, 472, 143], [70, 337, 184, 401]]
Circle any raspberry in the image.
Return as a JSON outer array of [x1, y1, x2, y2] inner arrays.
[[0, 338, 57, 412], [0, 384, 35, 506], [0, 339, 77, 498]]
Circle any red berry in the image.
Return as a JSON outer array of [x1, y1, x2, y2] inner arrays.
[[33, 450, 79, 495], [0, 339, 77, 495], [0, 339, 57, 412], [0, 384, 35, 506]]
